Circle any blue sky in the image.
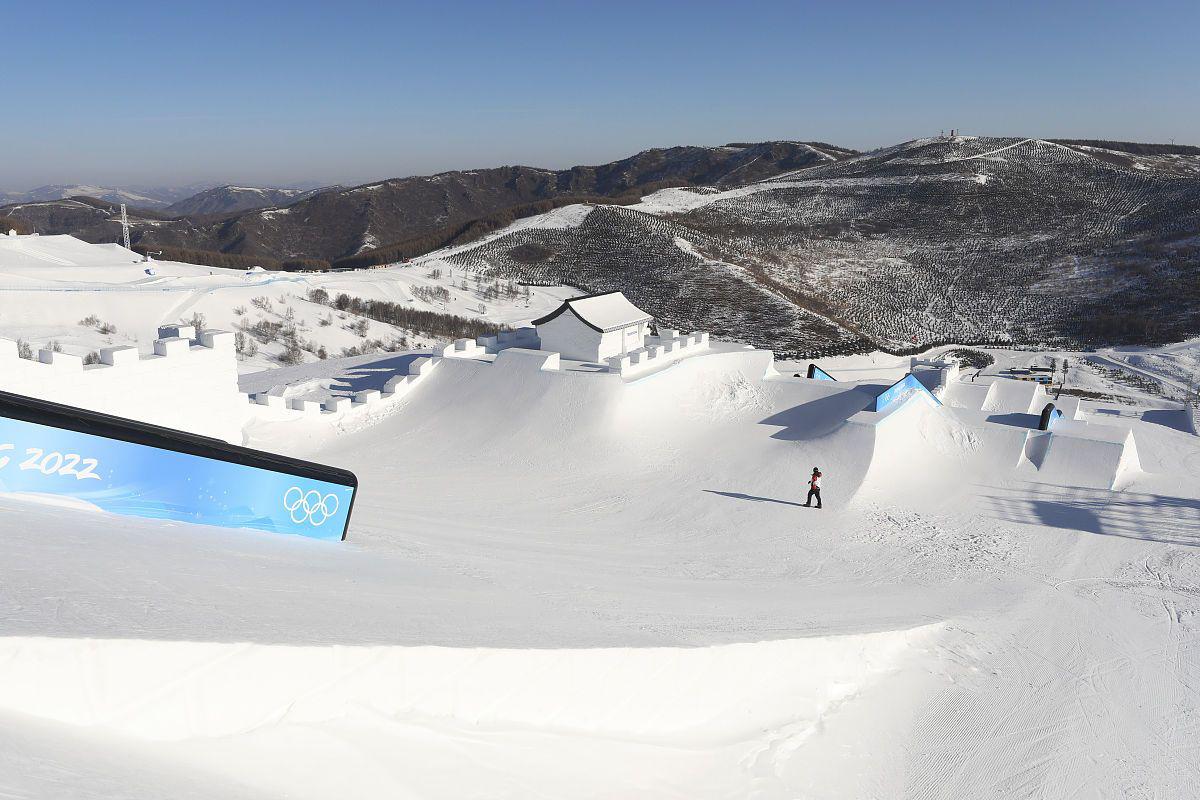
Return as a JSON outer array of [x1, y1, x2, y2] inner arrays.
[[2, 0, 1197, 189]]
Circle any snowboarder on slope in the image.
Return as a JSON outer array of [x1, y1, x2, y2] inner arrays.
[[804, 467, 822, 509]]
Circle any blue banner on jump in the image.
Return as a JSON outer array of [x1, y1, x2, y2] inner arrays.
[[0, 391, 356, 540], [873, 373, 941, 414], [807, 363, 837, 382]]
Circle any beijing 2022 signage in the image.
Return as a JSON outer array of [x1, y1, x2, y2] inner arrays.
[[0, 392, 356, 541], [873, 373, 941, 415]]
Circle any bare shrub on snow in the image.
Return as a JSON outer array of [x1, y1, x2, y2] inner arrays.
[[249, 319, 281, 344], [278, 332, 304, 365], [234, 331, 258, 359], [79, 315, 117, 334]]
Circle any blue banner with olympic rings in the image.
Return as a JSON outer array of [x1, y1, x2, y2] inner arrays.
[[0, 414, 353, 540]]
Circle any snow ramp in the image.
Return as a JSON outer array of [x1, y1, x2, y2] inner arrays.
[[945, 377, 1046, 415], [0, 625, 940, 797], [844, 387, 1017, 500], [1036, 420, 1141, 490], [939, 404, 1140, 491]]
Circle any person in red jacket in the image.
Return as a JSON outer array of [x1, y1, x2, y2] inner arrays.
[[804, 467, 822, 508]]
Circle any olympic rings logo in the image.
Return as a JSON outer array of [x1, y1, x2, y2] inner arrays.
[[283, 486, 340, 527]]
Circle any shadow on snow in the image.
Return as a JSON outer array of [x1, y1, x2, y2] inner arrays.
[[983, 483, 1200, 545], [703, 490, 812, 508]]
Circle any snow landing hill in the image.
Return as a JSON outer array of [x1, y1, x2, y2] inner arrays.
[[430, 137, 1200, 356]]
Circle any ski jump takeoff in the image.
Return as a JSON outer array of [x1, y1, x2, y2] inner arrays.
[[804, 467, 822, 509]]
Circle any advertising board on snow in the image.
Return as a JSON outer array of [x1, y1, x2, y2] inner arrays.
[[807, 363, 837, 382], [0, 391, 356, 541], [873, 373, 941, 415]]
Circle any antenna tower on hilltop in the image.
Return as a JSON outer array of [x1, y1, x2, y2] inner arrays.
[[117, 203, 131, 251]]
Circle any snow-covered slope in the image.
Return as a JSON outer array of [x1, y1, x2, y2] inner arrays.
[[0, 234, 577, 372], [3, 320, 1200, 797]]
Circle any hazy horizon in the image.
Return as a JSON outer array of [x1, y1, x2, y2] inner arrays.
[[4, 0, 1198, 190]]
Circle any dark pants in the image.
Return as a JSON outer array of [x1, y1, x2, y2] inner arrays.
[[805, 487, 821, 508]]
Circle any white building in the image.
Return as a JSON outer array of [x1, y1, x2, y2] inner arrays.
[[532, 291, 653, 363]]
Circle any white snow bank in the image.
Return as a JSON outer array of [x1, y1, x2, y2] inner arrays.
[[0, 624, 940, 742]]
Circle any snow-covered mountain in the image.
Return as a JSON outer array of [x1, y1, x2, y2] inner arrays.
[[0, 141, 856, 259], [429, 137, 1200, 355], [0, 184, 179, 209], [165, 184, 333, 216], [4, 137, 1197, 356], [0, 182, 325, 213]]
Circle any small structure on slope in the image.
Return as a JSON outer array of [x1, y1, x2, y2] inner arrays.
[[531, 291, 653, 363]]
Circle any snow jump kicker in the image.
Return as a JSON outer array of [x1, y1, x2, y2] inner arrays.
[[0, 390, 357, 540]]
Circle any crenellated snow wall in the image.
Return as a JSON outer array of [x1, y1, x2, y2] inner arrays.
[[0, 327, 248, 443]]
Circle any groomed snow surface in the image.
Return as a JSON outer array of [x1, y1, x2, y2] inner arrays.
[[2, 334, 1200, 798]]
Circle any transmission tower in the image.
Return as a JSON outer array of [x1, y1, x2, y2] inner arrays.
[[116, 203, 131, 251]]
